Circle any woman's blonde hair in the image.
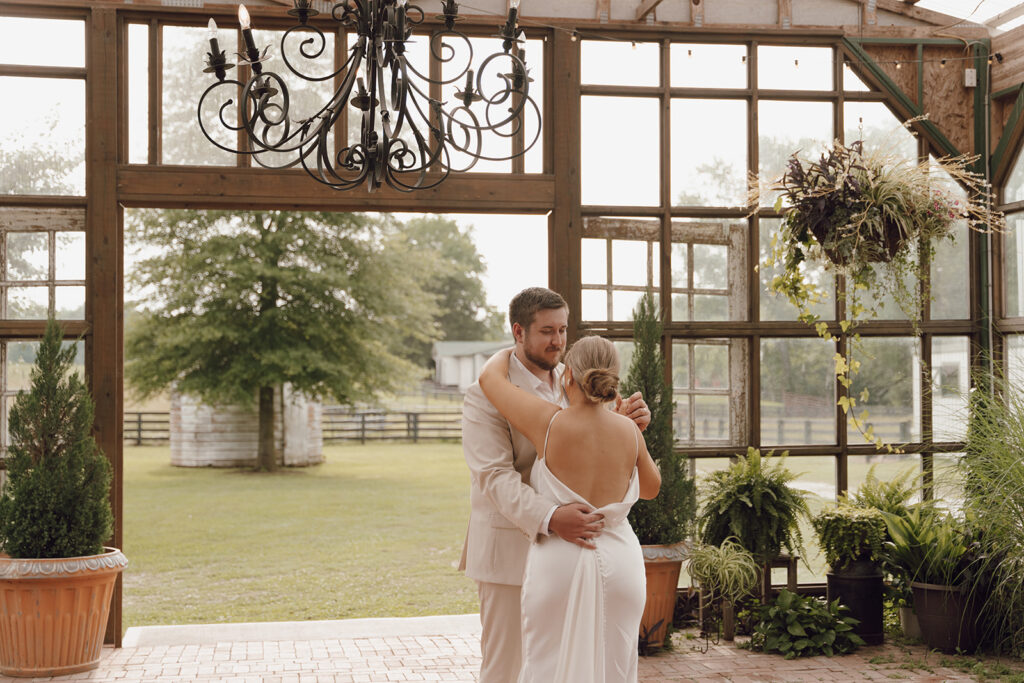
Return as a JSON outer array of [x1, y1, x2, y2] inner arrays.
[[564, 335, 620, 404]]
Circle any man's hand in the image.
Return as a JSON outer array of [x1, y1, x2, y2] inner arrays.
[[615, 391, 651, 432], [548, 502, 604, 550]]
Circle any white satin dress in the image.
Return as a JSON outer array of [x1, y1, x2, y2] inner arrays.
[[518, 413, 645, 683]]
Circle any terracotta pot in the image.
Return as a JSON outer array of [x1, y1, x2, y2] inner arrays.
[[0, 548, 127, 677], [640, 544, 686, 648]]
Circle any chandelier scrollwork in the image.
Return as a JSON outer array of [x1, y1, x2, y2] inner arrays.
[[198, 0, 540, 192]]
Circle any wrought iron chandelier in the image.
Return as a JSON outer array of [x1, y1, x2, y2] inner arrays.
[[199, 0, 540, 192]]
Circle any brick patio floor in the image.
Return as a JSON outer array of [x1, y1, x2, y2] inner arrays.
[[17, 615, 1019, 682]]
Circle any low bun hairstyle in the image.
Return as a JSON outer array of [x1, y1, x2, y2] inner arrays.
[[564, 335, 620, 404]]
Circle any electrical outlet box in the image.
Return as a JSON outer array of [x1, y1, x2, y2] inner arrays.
[[965, 68, 977, 88]]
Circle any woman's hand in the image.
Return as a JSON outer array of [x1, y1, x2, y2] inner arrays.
[[615, 392, 651, 432]]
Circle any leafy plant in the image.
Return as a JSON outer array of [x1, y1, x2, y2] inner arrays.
[[747, 590, 865, 658], [687, 538, 761, 606], [623, 292, 697, 545], [812, 505, 886, 570], [751, 129, 1003, 452], [0, 318, 113, 559], [882, 508, 970, 587], [961, 365, 1024, 655], [696, 448, 809, 563], [845, 465, 927, 519]]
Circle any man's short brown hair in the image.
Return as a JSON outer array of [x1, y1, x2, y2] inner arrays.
[[508, 287, 568, 331]]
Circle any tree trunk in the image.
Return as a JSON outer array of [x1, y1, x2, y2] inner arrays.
[[257, 386, 276, 471]]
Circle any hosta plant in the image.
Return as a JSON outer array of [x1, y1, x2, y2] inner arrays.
[[747, 590, 865, 659]]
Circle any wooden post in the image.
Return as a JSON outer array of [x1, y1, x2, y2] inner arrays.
[[136, 412, 143, 446], [87, 6, 124, 647]]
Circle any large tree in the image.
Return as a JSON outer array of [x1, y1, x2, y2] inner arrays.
[[126, 209, 435, 470], [397, 215, 507, 368]]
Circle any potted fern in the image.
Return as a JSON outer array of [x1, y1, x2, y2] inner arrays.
[[622, 292, 697, 649], [0, 319, 126, 677], [813, 505, 887, 644]]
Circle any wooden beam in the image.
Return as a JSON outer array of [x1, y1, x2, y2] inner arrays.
[[635, 0, 665, 22], [86, 6, 124, 648], [874, 0, 979, 28], [0, 206, 86, 232], [863, 0, 877, 26], [779, 0, 792, 29], [988, 4, 1024, 29], [596, 0, 610, 23], [691, 0, 704, 27], [117, 166, 556, 212]]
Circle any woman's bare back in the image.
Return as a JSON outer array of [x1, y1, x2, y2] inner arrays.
[[543, 407, 639, 508]]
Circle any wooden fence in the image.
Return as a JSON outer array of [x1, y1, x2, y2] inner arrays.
[[123, 408, 463, 445], [321, 408, 462, 443], [124, 411, 171, 445]]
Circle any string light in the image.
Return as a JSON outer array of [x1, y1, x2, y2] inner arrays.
[[940, 58, 947, 68], [895, 61, 901, 69]]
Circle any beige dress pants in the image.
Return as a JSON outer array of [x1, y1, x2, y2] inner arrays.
[[477, 581, 522, 683]]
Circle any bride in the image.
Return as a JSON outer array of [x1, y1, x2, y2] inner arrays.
[[478, 336, 661, 683]]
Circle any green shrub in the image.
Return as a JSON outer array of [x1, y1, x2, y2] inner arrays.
[[0, 318, 113, 558], [813, 505, 886, 570], [622, 292, 696, 545], [747, 590, 865, 659], [696, 448, 809, 563]]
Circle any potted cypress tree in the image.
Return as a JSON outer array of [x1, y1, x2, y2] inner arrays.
[[622, 292, 697, 649], [0, 318, 126, 677]]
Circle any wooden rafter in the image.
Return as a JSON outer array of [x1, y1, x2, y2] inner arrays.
[[873, 0, 979, 28], [635, 0, 665, 22], [779, 0, 792, 29], [597, 0, 610, 22], [989, 4, 1024, 29]]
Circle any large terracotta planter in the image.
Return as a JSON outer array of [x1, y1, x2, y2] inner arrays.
[[0, 548, 127, 677], [640, 543, 686, 648]]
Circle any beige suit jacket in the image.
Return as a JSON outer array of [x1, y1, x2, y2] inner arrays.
[[458, 358, 564, 586]]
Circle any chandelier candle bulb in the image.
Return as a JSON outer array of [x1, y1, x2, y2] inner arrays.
[[207, 18, 220, 54]]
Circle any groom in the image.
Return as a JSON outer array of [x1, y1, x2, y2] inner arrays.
[[460, 287, 650, 683]]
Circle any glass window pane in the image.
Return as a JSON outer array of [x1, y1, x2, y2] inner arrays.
[[693, 244, 727, 289], [671, 218, 746, 323], [671, 243, 689, 286], [758, 46, 832, 91], [671, 99, 748, 207], [56, 232, 86, 281], [244, 28, 338, 172], [7, 286, 49, 320], [844, 101, 917, 161], [440, 36, 514, 173], [165, 26, 238, 166], [759, 218, 833, 321], [694, 345, 728, 389], [848, 454, 922, 505], [581, 40, 659, 87], [614, 340, 635, 380], [581, 97, 660, 206], [582, 289, 607, 321], [611, 239, 648, 287], [128, 23, 150, 164], [671, 43, 746, 88], [850, 337, 921, 445], [0, 17, 84, 67], [672, 342, 690, 389], [1005, 212, 1024, 318], [694, 395, 729, 440], [758, 100, 833, 206], [671, 294, 690, 322], [693, 294, 728, 321], [581, 238, 607, 285], [789, 455, 837, 582], [7, 233, 49, 281], [761, 337, 837, 446], [0, 77, 85, 196], [931, 222, 969, 319], [7, 342, 39, 392], [1008, 334, 1024, 391], [612, 290, 643, 322], [843, 62, 871, 92], [931, 336, 969, 442], [524, 37, 545, 174], [1005, 146, 1024, 205], [933, 452, 964, 513], [54, 286, 85, 320]]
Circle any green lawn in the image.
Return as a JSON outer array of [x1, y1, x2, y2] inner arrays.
[[123, 444, 478, 631]]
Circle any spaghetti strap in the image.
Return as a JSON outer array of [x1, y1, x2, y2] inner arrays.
[[541, 410, 562, 461], [633, 424, 640, 468]]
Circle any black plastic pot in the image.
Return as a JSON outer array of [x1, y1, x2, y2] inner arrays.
[[826, 560, 884, 645], [910, 581, 979, 653]]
